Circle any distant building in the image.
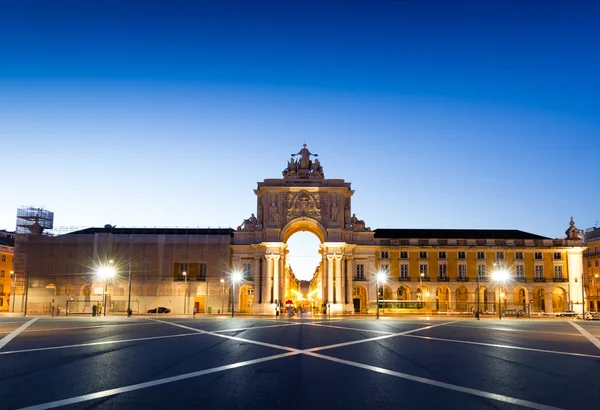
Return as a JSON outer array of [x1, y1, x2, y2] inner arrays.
[[0, 231, 15, 312], [12, 146, 586, 316], [583, 227, 600, 312]]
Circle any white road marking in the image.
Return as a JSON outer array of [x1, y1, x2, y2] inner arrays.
[[21, 318, 565, 410], [403, 334, 600, 360], [17, 351, 300, 410], [304, 322, 394, 334], [444, 323, 584, 337], [0, 318, 38, 351], [305, 351, 565, 410], [569, 322, 600, 350], [306, 321, 458, 352], [149, 319, 300, 352], [0, 332, 203, 356], [0, 320, 301, 356]]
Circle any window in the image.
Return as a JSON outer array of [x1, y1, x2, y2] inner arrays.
[[174, 263, 189, 280], [418, 239, 429, 246], [419, 251, 428, 259], [438, 251, 447, 259], [356, 264, 365, 279], [419, 264, 428, 277], [596, 260, 599, 268], [380, 263, 390, 274], [438, 239, 448, 246], [438, 264, 448, 278], [400, 264, 409, 279], [515, 252, 524, 260], [534, 252, 543, 260], [516, 265, 524, 279], [477, 252, 485, 260], [458, 264, 467, 278], [243, 263, 252, 279], [400, 251, 408, 259], [554, 265, 563, 278], [247, 288, 254, 296], [476, 239, 486, 246], [0, 270, 4, 278], [457, 251, 466, 259], [381, 251, 389, 259], [0, 284, 3, 293], [553, 252, 562, 260], [199, 263, 207, 279], [1, 255, 5, 262], [496, 252, 504, 260], [596, 246, 599, 255], [477, 265, 486, 278], [589, 260, 593, 268], [535, 265, 544, 278]]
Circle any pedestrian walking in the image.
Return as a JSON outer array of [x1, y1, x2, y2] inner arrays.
[[193, 306, 197, 318]]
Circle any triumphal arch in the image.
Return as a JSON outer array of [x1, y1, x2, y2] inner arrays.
[[232, 144, 374, 314]]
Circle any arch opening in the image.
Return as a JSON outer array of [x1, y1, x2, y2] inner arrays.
[[286, 231, 321, 281]]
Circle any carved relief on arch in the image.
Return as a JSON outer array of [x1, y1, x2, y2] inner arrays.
[[285, 191, 325, 221]]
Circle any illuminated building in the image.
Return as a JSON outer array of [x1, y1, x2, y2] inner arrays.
[[0, 230, 15, 312], [583, 227, 600, 312], [12, 146, 586, 316]]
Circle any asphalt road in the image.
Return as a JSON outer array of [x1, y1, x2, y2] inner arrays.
[[1, 315, 599, 410]]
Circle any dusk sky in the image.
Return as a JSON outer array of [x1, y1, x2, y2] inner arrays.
[[2, 0, 599, 244]]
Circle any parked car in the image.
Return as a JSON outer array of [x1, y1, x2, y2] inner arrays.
[[147, 307, 171, 314], [555, 310, 577, 317], [576, 312, 600, 320]]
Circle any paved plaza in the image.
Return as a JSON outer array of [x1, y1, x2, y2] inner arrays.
[[1, 316, 599, 409]]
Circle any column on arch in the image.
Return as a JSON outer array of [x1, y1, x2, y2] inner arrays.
[[334, 254, 343, 304], [345, 256, 354, 305], [326, 254, 334, 304], [265, 254, 274, 303], [253, 256, 261, 303], [273, 254, 281, 304]]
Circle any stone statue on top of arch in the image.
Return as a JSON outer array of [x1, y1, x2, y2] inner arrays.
[[237, 213, 257, 231], [282, 144, 323, 178]]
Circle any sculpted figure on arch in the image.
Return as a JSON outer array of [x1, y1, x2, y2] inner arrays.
[[292, 144, 317, 170]]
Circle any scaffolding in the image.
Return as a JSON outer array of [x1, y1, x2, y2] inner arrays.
[[16, 206, 54, 234]]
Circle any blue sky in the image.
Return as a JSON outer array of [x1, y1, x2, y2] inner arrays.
[[2, 0, 599, 247]]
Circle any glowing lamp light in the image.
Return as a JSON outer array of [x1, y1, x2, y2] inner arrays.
[[376, 271, 387, 283], [491, 268, 509, 282], [97, 266, 115, 279], [231, 270, 243, 283]]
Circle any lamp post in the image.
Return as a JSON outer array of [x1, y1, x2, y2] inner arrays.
[[231, 270, 242, 318], [491, 267, 509, 320], [375, 271, 387, 319], [10, 271, 15, 313], [97, 261, 115, 317], [220, 278, 225, 314], [476, 269, 480, 320], [127, 263, 132, 317], [182, 271, 187, 314]]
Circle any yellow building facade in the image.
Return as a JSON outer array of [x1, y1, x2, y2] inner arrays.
[[0, 240, 14, 312], [583, 227, 600, 312], [12, 146, 586, 316]]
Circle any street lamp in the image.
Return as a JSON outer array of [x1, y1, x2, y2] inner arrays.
[[10, 271, 15, 313], [182, 271, 187, 314], [491, 267, 509, 320], [231, 270, 243, 318], [220, 278, 225, 314], [97, 262, 115, 316], [375, 270, 387, 319], [127, 263, 132, 317]]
